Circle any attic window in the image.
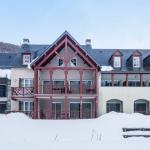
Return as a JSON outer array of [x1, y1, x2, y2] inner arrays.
[[58, 59, 64, 66], [70, 57, 77, 67], [133, 56, 140, 68], [113, 57, 121, 68], [23, 54, 31, 65]]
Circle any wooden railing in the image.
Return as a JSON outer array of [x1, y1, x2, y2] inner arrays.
[[11, 87, 34, 97], [39, 85, 96, 95], [39, 110, 94, 119]]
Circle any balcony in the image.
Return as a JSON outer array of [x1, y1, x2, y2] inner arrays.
[[11, 87, 34, 98], [38, 84, 96, 95]]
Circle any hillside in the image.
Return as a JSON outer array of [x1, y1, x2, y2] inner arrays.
[[0, 42, 20, 53]]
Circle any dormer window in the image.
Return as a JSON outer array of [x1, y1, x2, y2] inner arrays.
[[58, 59, 64, 66], [133, 56, 140, 68], [70, 57, 77, 67], [22, 54, 31, 65], [113, 56, 121, 68]]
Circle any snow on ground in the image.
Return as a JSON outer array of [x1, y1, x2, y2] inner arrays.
[[1, 112, 150, 150]]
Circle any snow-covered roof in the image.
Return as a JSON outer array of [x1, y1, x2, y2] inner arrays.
[[101, 66, 114, 71], [0, 69, 11, 79]]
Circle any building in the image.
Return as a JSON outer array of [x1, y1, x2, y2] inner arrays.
[[3, 31, 150, 119]]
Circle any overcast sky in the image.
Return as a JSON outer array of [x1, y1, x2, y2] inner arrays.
[[0, 0, 150, 48]]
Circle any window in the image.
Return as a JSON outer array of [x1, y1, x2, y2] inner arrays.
[[133, 57, 140, 68], [52, 103, 62, 119], [23, 54, 31, 65], [19, 101, 33, 111], [114, 57, 121, 68], [20, 79, 33, 87], [0, 85, 6, 97], [70, 58, 77, 67], [128, 80, 140, 87], [106, 100, 123, 113], [58, 59, 64, 66], [134, 100, 149, 114]]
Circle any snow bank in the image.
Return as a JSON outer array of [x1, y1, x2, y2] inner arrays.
[[0, 69, 11, 79], [0, 112, 150, 150]]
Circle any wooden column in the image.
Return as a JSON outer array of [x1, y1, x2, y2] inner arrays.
[[111, 73, 114, 86], [64, 70, 68, 119], [95, 69, 97, 94], [79, 70, 83, 118], [140, 74, 143, 87], [125, 73, 128, 86], [95, 69, 98, 118], [49, 70, 53, 119], [34, 68, 38, 119]]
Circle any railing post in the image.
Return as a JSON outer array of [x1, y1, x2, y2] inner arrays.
[[126, 73, 128, 86], [140, 73, 143, 87], [79, 70, 83, 94]]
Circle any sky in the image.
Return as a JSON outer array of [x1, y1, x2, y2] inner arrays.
[[0, 0, 150, 48]]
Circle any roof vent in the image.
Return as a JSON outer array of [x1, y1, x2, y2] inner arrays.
[[23, 38, 30, 44], [85, 39, 91, 46]]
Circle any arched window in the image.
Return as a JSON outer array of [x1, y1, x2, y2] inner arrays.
[[106, 99, 123, 113], [134, 99, 149, 114]]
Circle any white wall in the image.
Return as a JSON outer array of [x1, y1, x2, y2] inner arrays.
[[100, 87, 150, 115], [11, 68, 34, 87]]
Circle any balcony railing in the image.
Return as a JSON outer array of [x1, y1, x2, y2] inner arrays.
[[11, 87, 34, 97], [38, 85, 96, 95], [39, 110, 94, 119]]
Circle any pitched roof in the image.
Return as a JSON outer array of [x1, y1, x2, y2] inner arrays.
[[1, 31, 150, 71]]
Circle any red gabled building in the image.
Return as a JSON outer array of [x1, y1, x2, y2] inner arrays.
[[31, 31, 100, 119]]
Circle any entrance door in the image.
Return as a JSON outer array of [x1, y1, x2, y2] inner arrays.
[[70, 103, 80, 119], [82, 103, 92, 118], [52, 103, 62, 119]]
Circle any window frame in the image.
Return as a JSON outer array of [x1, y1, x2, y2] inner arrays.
[[113, 56, 121, 68], [70, 57, 77, 67], [22, 54, 31, 65], [133, 56, 140, 68], [20, 78, 33, 88], [58, 58, 64, 66], [19, 101, 33, 112]]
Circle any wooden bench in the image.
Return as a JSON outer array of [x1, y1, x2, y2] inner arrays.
[[122, 128, 150, 138]]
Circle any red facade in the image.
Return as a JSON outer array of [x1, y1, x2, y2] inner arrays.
[[32, 33, 99, 119]]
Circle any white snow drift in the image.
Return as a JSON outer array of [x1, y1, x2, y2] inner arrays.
[[0, 112, 150, 150]]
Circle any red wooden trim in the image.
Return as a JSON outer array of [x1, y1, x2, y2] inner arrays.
[[34, 97, 38, 119], [64, 96, 68, 119], [102, 72, 150, 74], [140, 74, 143, 86], [111, 73, 114, 86], [95, 69, 98, 94], [36, 66, 96, 70], [79, 70, 83, 94], [49, 71, 53, 94], [49, 96, 52, 119], [80, 96, 82, 119], [126, 73, 128, 86], [37, 38, 65, 67], [34, 68, 38, 119], [67, 40, 97, 68], [95, 96, 98, 118]]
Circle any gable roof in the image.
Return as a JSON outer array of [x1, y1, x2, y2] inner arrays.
[[31, 31, 100, 68], [1, 31, 150, 71]]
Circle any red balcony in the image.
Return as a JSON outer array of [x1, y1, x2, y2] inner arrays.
[[38, 85, 95, 95], [11, 87, 34, 98]]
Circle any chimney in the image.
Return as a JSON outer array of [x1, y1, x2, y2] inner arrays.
[[85, 39, 91, 46], [23, 38, 30, 44], [22, 38, 30, 52]]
